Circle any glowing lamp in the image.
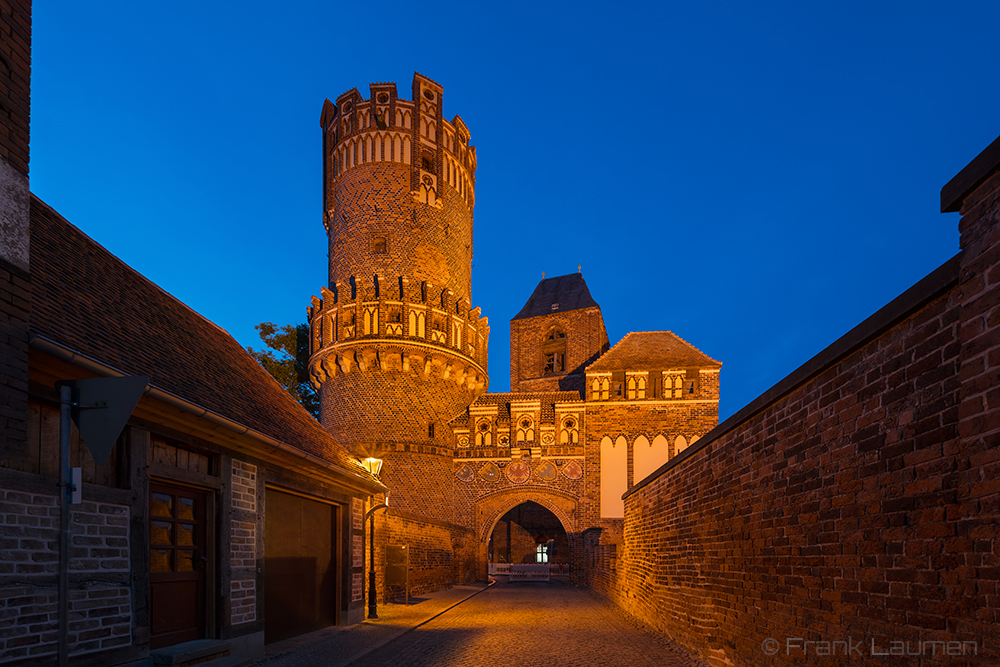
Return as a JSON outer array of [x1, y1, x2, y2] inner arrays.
[[361, 457, 383, 478]]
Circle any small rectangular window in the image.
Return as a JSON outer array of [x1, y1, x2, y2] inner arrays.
[[428, 422, 435, 438], [373, 238, 387, 254]]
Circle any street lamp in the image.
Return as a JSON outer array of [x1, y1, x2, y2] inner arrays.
[[360, 456, 388, 619], [360, 457, 383, 478]]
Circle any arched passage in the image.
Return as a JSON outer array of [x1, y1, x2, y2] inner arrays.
[[488, 501, 568, 565], [475, 489, 580, 582]]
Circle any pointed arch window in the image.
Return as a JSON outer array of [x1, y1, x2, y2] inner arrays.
[[476, 420, 493, 448], [409, 310, 426, 338], [516, 417, 535, 443], [363, 308, 378, 335], [560, 417, 579, 444]]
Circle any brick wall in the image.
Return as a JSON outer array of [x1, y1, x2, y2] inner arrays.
[[599, 167, 1000, 665], [231, 460, 257, 512], [0, 0, 30, 174], [227, 458, 258, 628], [0, 0, 31, 480], [0, 490, 131, 662], [373, 510, 475, 600], [230, 580, 256, 625], [511, 307, 608, 394]]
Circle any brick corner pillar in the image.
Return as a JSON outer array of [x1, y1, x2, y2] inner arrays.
[[942, 134, 1000, 451], [0, 0, 32, 456]]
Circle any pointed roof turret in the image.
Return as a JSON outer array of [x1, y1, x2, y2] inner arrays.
[[512, 273, 599, 320]]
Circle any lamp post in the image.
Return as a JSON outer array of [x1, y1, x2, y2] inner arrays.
[[360, 457, 388, 620]]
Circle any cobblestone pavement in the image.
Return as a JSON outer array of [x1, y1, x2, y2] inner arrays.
[[257, 584, 489, 667], [259, 581, 707, 667]]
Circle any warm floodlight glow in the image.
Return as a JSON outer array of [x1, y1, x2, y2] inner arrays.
[[361, 457, 383, 478]]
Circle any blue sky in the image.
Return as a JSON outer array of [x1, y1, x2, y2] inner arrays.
[[30, 1, 1000, 419]]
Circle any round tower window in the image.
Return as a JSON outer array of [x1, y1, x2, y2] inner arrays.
[[520, 419, 531, 429], [423, 90, 434, 100], [377, 92, 389, 103]]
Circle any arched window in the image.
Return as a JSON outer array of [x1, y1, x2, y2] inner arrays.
[[363, 308, 378, 335], [600, 436, 627, 518], [637, 377, 646, 399], [409, 310, 426, 338], [535, 543, 549, 564], [516, 417, 534, 443], [476, 421, 492, 448], [560, 417, 579, 444], [674, 435, 688, 454], [542, 328, 567, 375], [627, 377, 636, 399]]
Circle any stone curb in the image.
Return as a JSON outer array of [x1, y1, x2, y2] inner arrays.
[[334, 582, 493, 667]]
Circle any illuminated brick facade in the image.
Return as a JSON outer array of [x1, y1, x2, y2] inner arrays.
[[308, 74, 722, 589]]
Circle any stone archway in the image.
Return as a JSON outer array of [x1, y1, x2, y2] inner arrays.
[[474, 488, 579, 580], [489, 501, 568, 566]]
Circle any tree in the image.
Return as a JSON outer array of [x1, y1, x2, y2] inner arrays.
[[247, 322, 319, 420]]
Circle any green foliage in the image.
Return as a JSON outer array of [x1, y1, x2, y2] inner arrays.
[[247, 322, 319, 420]]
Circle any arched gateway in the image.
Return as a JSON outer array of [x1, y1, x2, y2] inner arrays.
[[475, 489, 579, 580]]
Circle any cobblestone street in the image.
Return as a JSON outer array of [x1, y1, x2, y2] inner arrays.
[[258, 582, 707, 667]]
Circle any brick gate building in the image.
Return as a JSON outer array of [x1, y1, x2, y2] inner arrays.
[[305, 75, 722, 597]]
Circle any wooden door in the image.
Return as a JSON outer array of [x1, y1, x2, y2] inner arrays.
[[149, 483, 208, 649]]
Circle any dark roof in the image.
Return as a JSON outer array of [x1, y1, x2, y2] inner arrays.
[[28, 195, 374, 482], [512, 273, 600, 321], [587, 331, 721, 372]]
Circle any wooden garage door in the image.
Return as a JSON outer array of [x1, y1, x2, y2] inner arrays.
[[264, 489, 338, 644]]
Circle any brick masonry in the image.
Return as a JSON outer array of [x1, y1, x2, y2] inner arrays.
[[591, 169, 1000, 665], [0, 489, 131, 661], [0, 0, 31, 486], [311, 75, 723, 603], [231, 460, 257, 512], [230, 579, 256, 625], [0, 0, 30, 175], [510, 307, 608, 393], [230, 520, 256, 568]]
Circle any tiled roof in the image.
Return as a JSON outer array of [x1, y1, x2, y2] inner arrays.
[[512, 273, 599, 320], [458, 391, 584, 424], [28, 196, 374, 482], [587, 331, 721, 372]]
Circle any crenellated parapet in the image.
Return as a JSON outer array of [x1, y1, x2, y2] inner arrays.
[[306, 272, 489, 394], [320, 72, 476, 228]]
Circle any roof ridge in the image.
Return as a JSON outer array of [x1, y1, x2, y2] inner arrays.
[[661, 330, 722, 366], [30, 195, 235, 341]]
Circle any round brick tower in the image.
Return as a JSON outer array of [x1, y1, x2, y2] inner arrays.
[[307, 73, 488, 520]]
